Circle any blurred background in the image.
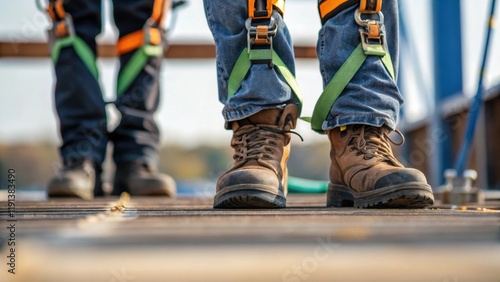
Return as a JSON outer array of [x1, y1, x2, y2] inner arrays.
[[0, 0, 499, 196]]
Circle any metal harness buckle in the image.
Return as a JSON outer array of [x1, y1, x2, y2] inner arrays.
[[354, 9, 387, 56], [245, 17, 277, 67], [38, 0, 76, 52], [47, 14, 75, 52], [142, 18, 164, 57]]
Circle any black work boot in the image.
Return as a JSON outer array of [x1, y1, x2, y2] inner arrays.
[[112, 162, 176, 197], [47, 159, 99, 200], [327, 125, 434, 208], [214, 104, 299, 209]]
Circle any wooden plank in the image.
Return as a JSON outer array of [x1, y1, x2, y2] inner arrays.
[[4, 242, 499, 282], [2, 195, 499, 240], [1, 195, 499, 281]]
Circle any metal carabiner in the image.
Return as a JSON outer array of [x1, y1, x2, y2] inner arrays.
[[354, 9, 384, 28], [355, 9, 387, 56], [142, 18, 165, 57]]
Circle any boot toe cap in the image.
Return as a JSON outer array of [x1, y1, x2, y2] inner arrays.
[[126, 174, 177, 197], [217, 167, 281, 192], [374, 168, 428, 190], [47, 175, 94, 200]]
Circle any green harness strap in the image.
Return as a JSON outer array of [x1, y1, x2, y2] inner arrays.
[[49, 35, 163, 97], [309, 42, 395, 133], [228, 48, 303, 107], [117, 44, 163, 96], [289, 43, 394, 193], [51, 36, 99, 80]]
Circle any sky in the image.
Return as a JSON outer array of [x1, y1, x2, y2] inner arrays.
[[0, 0, 499, 147]]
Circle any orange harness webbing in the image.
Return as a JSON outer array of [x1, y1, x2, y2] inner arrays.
[[319, 0, 382, 24], [116, 0, 169, 55]]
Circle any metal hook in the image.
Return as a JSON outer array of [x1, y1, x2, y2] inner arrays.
[[354, 9, 384, 28]]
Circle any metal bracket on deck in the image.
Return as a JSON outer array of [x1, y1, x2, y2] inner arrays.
[[434, 169, 484, 205]]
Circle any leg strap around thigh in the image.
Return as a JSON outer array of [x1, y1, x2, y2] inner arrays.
[[44, 0, 98, 80], [309, 1, 394, 133], [115, 0, 171, 96], [228, 0, 302, 112]]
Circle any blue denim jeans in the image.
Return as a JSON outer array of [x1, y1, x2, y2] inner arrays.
[[204, 0, 402, 131], [54, 0, 161, 166]]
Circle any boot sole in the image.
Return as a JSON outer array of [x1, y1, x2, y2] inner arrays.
[[214, 185, 286, 209], [112, 178, 177, 197], [327, 182, 434, 208], [47, 184, 93, 200]]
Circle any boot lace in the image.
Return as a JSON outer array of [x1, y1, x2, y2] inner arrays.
[[232, 126, 302, 165], [347, 125, 404, 164]]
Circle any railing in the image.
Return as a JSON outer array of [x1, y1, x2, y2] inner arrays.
[[0, 41, 318, 59]]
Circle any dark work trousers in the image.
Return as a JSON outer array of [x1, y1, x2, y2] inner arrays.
[[54, 0, 162, 169]]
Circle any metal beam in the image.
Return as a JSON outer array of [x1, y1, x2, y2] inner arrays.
[[431, 0, 463, 186]]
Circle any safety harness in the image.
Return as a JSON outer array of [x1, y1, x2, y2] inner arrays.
[[42, 0, 180, 96], [44, 0, 99, 80], [228, 0, 302, 112], [310, 0, 395, 133], [115, 0, 169, 96]]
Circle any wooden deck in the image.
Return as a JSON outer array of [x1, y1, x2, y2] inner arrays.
[[1, 194, 500, 281]]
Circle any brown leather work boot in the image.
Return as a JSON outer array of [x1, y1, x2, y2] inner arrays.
[[214, 104, 299, 209], [47, 159, 99, 200], [327, 125, 434, 208], [113, 162, 176, 197]]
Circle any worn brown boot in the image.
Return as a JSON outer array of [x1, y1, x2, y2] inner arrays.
[[214, 104, 299, 209], [113, 162, 176, 197], [47, 159, 98, 200], [327, 125, 434, 208]]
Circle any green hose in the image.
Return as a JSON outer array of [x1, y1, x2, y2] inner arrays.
[[288, 176, 329, 194]]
